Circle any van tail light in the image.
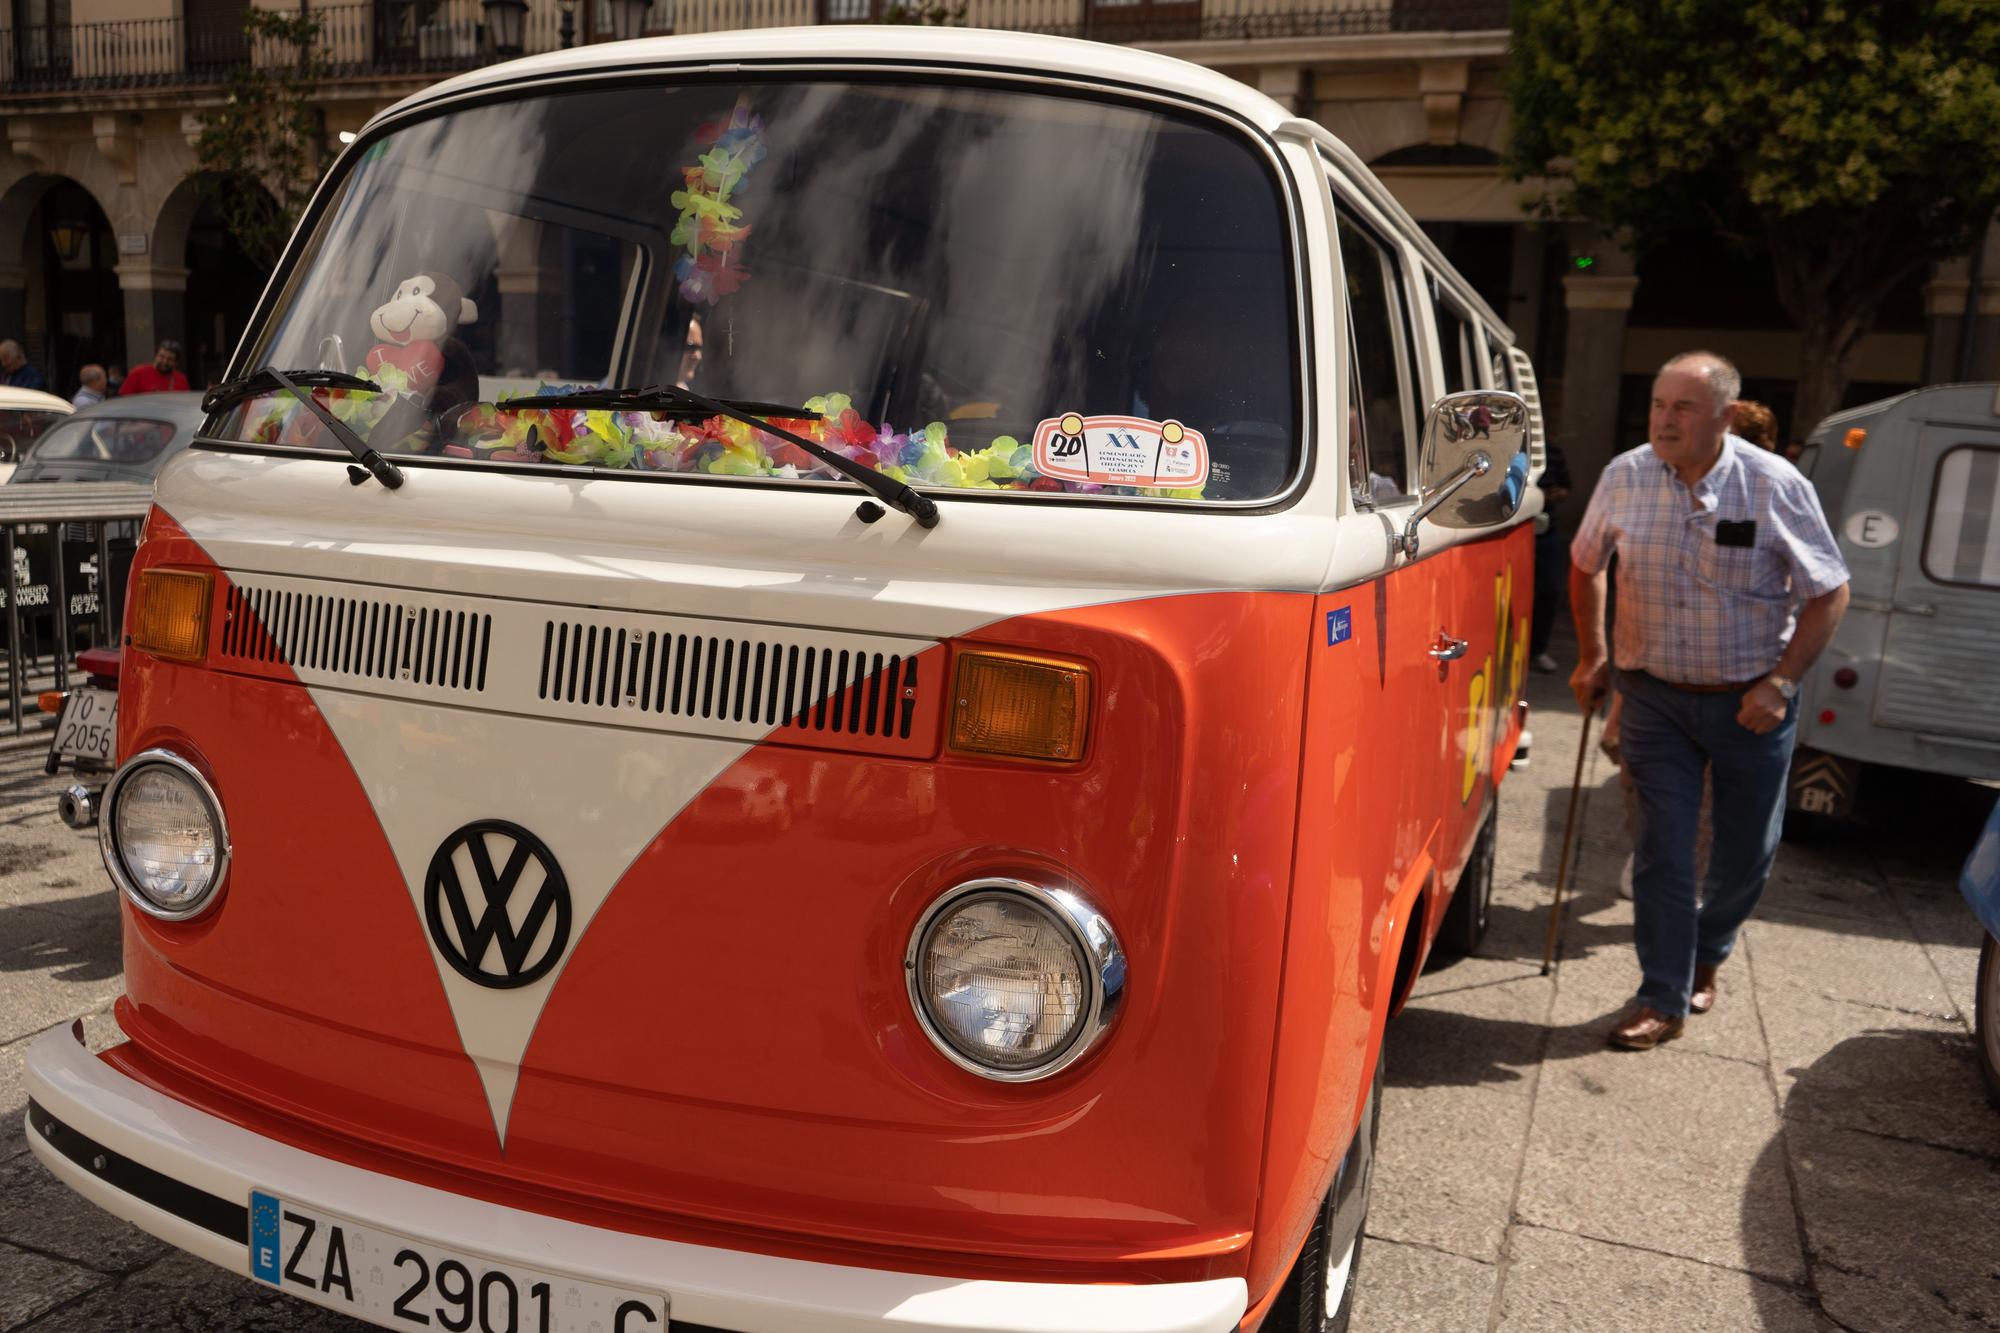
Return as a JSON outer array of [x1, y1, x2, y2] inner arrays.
[[37, 691, 63, 714], [1819, 709, 1837, 725], [130, 569, 214, 664], [1832, 667, 1858, 689], [948, 650, 1091, 763]]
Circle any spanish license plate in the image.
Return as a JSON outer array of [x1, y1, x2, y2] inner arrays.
[[50, 687, 116, 766], [250, 1192, 668, 1332]]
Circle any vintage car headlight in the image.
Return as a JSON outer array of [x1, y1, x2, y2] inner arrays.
[[905, 879, 1124, 1081], [100, 750, 229, 920]]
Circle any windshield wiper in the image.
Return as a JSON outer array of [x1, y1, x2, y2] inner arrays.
[[505, 383, 940, 529], [203, 367, 404, 490]]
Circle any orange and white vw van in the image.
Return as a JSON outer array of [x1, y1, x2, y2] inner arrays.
[[26, 29, 1539, 1333]]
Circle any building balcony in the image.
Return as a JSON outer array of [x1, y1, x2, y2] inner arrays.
[[0, 0, 1507, 96]]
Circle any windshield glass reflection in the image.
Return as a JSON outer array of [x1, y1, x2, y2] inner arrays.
[[222, 79, 1302, 503]]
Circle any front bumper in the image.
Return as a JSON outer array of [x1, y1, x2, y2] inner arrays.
[[25, 1020, 1246, 1333]]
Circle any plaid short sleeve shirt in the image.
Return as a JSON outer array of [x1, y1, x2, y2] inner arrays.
[[1570, 435, 1849, 685]]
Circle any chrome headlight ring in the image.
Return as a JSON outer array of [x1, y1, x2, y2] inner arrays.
[[904, 877, 1126, 1083], [99, 748, 231, 922]]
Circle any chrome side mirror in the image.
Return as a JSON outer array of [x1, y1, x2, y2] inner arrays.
[[1398, 389, 1532, 557]]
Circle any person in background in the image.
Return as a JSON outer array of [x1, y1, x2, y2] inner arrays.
[[120, 340, 189, 395], [1570, 350, 1850, 1051], [1529, 441, 1572, 673], [106, 364, 125, 395], [0, 340, 47, 391], [72, 364, 107, 408], [1731, 398, 1779, 451], [676, 315, 704, 389]]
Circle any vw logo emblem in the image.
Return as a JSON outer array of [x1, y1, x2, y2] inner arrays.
[[424, 821, 572, 990]]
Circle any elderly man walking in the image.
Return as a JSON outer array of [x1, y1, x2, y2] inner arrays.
[[1569, 351, 1850, 1050]]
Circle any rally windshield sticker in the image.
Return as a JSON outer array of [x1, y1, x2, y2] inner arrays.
[[1031, 413, 1209, 489]]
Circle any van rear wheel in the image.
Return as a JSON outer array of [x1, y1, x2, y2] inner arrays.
[[1435, 806, 1497, 959], [1263, 1056, 1381, 1332]]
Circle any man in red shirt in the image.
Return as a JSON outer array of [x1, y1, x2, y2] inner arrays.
[[119, 340, 189, 395]]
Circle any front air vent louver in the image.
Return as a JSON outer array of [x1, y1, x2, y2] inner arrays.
[[222, 584, 491, 692], [537, 622, 919, 740]]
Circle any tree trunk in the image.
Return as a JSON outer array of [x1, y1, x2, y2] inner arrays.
[[1790, 315, 1853, 442]]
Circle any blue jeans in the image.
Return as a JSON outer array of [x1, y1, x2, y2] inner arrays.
[[1616, 670, 1797, 1017]]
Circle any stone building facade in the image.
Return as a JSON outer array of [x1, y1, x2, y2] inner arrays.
[[0, 0, 1994, 501]]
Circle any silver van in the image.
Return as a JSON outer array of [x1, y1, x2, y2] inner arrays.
[[1787, 383, 2000, 821]]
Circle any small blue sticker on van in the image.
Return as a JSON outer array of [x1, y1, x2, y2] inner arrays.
[[1326, 607, 1352, 647], [250, 1191, 282, 1284]]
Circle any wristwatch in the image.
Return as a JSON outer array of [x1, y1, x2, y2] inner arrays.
[[1766, 673, 1799, 700]]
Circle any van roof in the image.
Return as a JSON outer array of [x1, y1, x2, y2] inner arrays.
[[1812, 381, 2000, 438], [372, 28, 1295, 134]]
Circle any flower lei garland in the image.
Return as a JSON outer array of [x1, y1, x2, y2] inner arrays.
[[669, 100, 767, 305], [241, 384, 1207, 499]]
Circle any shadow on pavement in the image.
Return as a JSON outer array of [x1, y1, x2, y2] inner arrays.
[[1747, 1028, 2000, 1331], [0, 901, 120, 983]]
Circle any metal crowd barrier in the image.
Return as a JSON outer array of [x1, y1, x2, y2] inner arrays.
[[0, 484, 154, 737]]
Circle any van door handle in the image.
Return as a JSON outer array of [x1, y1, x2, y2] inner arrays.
[[1429, 634, 1469, 661]]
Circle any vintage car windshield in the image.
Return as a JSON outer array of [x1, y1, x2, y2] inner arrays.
[[217, 78, 1302, 503]]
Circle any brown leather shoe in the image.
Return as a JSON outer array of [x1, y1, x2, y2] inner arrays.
[[1690, 964, 1720, 1016], [1608, 1005, 1685, 1050]]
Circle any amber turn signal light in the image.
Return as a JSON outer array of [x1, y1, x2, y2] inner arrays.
[[1843, 428, 1866, 450], [37, 691, 62, 714], [131, 568, 213, 664], [948, 650, 1091, 763]]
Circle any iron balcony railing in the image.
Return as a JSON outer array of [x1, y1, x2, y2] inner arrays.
[[0, 0, 1507, 93]]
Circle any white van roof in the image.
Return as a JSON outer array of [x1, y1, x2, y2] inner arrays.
[[372, 28, 1296, 134]]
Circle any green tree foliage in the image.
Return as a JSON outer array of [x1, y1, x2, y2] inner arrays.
[[192, 10, 330, 271], [1507, 1, 2000, 433]]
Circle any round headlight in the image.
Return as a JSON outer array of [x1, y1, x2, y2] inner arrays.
[[101, 750, 229, 920], [906, 879, 1124, 1082]]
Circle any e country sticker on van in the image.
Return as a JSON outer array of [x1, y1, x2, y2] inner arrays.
[[1032, 413, 1209, 489]]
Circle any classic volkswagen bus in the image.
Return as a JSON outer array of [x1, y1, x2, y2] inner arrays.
[[27, 29, 1539, 1333]]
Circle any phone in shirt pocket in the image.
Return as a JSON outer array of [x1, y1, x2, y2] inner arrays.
[[1695, 516, 1767, 591]]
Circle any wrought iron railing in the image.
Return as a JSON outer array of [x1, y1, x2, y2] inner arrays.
[[0, 0, 1507, 93]]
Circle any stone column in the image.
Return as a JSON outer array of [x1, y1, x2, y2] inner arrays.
[[1256, 66, 1307, 116], [1556, 229, 1638, 507], [114, 260, 190, 372]]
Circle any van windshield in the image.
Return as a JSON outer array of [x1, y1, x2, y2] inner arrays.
[[216, 78, 1301, 504]]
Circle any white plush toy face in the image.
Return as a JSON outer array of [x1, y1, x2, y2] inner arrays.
[[371, 276, 451, 346]]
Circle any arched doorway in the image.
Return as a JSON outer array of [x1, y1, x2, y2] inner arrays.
[[184, 192, 268, 387], [9, 177, 123, 397], [155, 172, 278, 389]]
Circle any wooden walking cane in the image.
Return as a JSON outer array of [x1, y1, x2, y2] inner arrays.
[[1539, 696, 1600, 977]]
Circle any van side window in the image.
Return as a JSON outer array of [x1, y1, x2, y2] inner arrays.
[[1923, 445, 2000, 587], [1336, 209, 1414, 499], [1431, 287, 1472, 396]]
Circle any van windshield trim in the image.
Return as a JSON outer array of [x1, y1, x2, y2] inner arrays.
[[221, 66, 1317, 513]]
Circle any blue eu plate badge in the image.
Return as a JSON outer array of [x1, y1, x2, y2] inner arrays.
[[250, 1190, 282, 1284], [1326, 607, 1352, 647]]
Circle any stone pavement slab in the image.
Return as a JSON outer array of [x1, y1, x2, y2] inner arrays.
[[1749, 906, 1957, 1018], [1762, 996, 2000, 1159], [1513, 1030, 1805, 1283], [21, 1249, 366, 1332], [1494, 1226, 1817, 1333], [0, 1242, 98, 1329], [1786, 1120, 2000, 1331], [1348, 1238, 1496, 1333], [1369, 1077, 1531, 1264]]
